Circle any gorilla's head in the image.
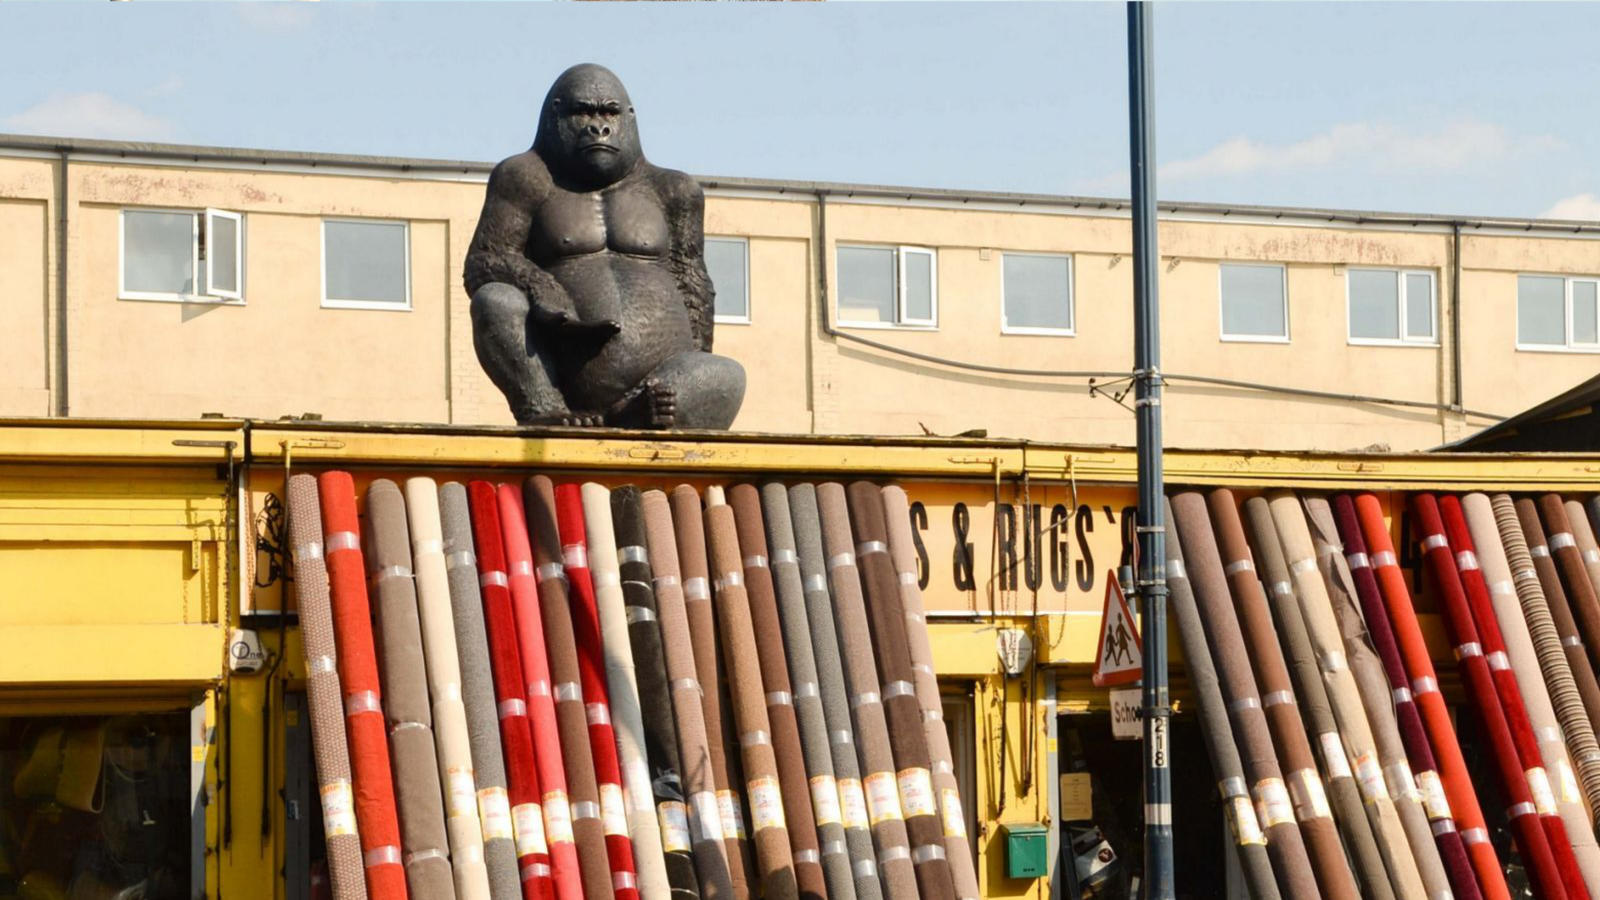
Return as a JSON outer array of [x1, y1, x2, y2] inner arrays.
[[535, 64, 643, 189]]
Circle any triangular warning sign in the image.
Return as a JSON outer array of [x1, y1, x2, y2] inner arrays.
[[1093, 570, 1143, 687]]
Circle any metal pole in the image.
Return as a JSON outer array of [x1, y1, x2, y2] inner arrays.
[[1126, 3, 1174, 897]]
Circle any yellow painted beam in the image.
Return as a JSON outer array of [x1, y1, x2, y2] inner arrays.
[[0, 623, 224, 684], [0, 420, 244, 463]]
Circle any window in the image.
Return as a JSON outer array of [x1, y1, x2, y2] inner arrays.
[[1002, 252, 1074, 334], [1519, 274, 1600, 351], [836, 245, 937, 327], [322, 219, 411, 310], [119, 208, 243, 302], [1347, 268, 1436, 344], [1219, 263, 1287, 341], [705, 237, 749, 323]]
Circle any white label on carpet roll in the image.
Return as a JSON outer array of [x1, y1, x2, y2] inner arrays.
[[1287, 769, 1331, 820], [1252, 777, 1295, 828], [940, 788, 968, 838], [810, 775, 842, 826], [1527, 767, 1559, 815], [513, 802, 548, 856], [837, 778, 869, 830], [1228, 796, 1266, 846], [543, 791, 575, 845], [718, 790, 748, 840], [319, 781, 357, 838], [865, 771, 905, 825], [478, 787, 514, 842], [748, 776, 786, 832], [897, 767, 938, 818], [1416, 770, 1451, 821], [599, 782, 630, 837], [1354, 752, 1389, 802], [1319, 733, 1352, 779], [659, 801, 692, 853], [444, 767, 476, 822], [1558, 759, 1581, 804]]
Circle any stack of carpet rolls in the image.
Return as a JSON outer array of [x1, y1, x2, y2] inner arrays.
[[287, 472, 980, 900], [1170, 488, 1600, 900]]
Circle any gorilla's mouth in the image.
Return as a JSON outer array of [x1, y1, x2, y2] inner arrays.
[[581, 143, 619, 154]]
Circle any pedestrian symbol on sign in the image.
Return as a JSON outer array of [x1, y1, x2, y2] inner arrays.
[[1092, 570, 1143, 687]]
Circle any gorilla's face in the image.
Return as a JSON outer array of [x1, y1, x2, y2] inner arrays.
[[540, 65, 642, 188]]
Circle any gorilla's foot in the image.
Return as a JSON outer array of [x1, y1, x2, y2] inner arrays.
[[606, 378, 677, 429]]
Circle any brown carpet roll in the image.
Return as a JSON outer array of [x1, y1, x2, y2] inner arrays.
[[1516, 499, 1600, 749], [1540, 496, 1600, 683]]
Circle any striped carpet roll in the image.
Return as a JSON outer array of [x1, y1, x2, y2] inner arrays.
[[879, 486, 980, 900], [437, 484, 524, 900], [1540, 497, 1600, 687], [287, 474, 367, 900], [789, 485, 888, 900], [1465, 494, 1600, 896], [705, 486, 802, 900], [364, 480, 456, 899], [1167, 498, 1281, 900], [1169, 492, 1321, 900], [1266, 490, 1426, 900], [671, 485, 755, 900], [642, 488, 737, 900], [489, 484, 575, 900], [1242, 498, 1383, 900], [815, 483, 920, 900], [761, 482, 859, 900], [522, 477, 615, 900], [1516, 500, 1600, 759], [728, 484, 829, 900], [1441, 497, 1587, 899], [1355, 495, 1509, 900], [1207, 491, 1359, 900], [581, 483, 670, 900], [318, 471, 407, 900], [1327, 496, 1478, 900], [1411, 494, 1567, 900], [404, 478, 493, 900], [612, 486, 702, 900], [845, 481, 956, 900]]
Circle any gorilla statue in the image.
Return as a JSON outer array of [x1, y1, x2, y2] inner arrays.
[[464, 63, 746, 429]]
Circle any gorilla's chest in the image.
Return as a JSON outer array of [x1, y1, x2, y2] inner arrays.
[[529, 183, 670, 260]]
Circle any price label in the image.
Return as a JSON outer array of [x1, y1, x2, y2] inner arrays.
[[837, 778, 869, 830], [864, 771, 904, 826], [897, 767, 937, 818], [810, 775, 842, 827], [478, 786, 514, 842], [717, 790, 748, 840], [940, 788, 968, 838], [748, 777, 786, 832], [543, 791, 575, 845], [659, 801, 692, 853], [319, 781, 357, 838], [513, 802, 548, 857]]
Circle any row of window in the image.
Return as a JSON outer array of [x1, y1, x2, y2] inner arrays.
[[120, 208, 411, 309]]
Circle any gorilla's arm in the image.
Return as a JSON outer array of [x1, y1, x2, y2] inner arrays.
[[463, 155, 572, 308], [657, 168, 715, 352]]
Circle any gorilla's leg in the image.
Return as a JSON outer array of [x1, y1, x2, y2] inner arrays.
[[606, 351, 745, 429], [470, 282, 570, 424]]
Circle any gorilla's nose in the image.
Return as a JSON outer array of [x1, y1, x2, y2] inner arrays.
[[587, 123, 612, 137]]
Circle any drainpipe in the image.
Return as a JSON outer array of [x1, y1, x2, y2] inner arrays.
[[54, 148, 69, 417], [1451, 221, 1463, 412]]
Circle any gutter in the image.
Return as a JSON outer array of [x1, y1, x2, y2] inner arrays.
[[54, 149, 68, 416]]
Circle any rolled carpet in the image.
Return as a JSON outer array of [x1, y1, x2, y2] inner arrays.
[[1355, 494, 1509, 900], [521, 477, 615, 900], [642, 488, 738, 900], [612, 486, 702, 900], [1526, 498, 1600, 812], [438, 483, 525, 900], [1541, 496, 1600, 674], [489, 483, 576, 900], [1166, 498, 1281, 900], [671, 485, 756, 900], [1465, 494, 1600, 896], [1169, 492, 1321, 900], [1516, 500, 1600, 769], [704, 486, 802, 900], [1411, 494, 1567, 900], [286, 474, 367, 900], [1206, 491, 1359, 900], [761, 482, 859, 900], [318, 471, 407, 900], [789, 484, 888, 900], [815, 483, 921, 900], [364, 479, 456, 899], [880, 486, 980, 900], [404, 478, 493, 900], [1265, 490, 1426, 900], [580, 483, 670, 900]]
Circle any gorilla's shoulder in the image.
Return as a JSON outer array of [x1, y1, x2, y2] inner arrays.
[[488, 150, 554, 195], [643, 164, 704, 205]]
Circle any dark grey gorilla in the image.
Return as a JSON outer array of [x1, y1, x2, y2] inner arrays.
[[464, 63, 746, 428]]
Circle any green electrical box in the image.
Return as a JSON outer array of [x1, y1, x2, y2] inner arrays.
[[1001, 822, 1049, 879]]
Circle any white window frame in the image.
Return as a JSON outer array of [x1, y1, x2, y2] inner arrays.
[[1000, 251, 1075, 336], [706, 235, 751, 325], [1516, 273, 1600, 353], [1345, 267, 1438, 347], [835, 243, 939, 330], [204, 208, 243, 302], [319, 218, 413, 311], [117, 207, 245, 304], [1218, 262, 1290, 343]]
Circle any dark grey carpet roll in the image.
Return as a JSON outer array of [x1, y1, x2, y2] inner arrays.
[[440, 483, 523, 900], [789, 484, 885, 900]]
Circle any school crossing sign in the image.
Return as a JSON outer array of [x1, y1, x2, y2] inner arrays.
[[1092, 571, 1142, 687]]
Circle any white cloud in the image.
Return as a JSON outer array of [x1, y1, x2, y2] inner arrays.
[[145, 75, 185, 99], [234, 2, 317, 31], [2, 91, 175, 141], [1541, 193, 1600, 221]]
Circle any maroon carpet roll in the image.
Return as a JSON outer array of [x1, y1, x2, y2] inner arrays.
[[1539, 496, 1600, 678]]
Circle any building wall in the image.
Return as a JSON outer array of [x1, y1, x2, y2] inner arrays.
[[2, 148, 1596, 450]]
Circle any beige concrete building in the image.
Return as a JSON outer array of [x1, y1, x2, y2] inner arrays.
[[3, 133, 1597, 450]]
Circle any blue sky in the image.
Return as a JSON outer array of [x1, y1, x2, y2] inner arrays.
[[1, 1, 1596, 220]]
